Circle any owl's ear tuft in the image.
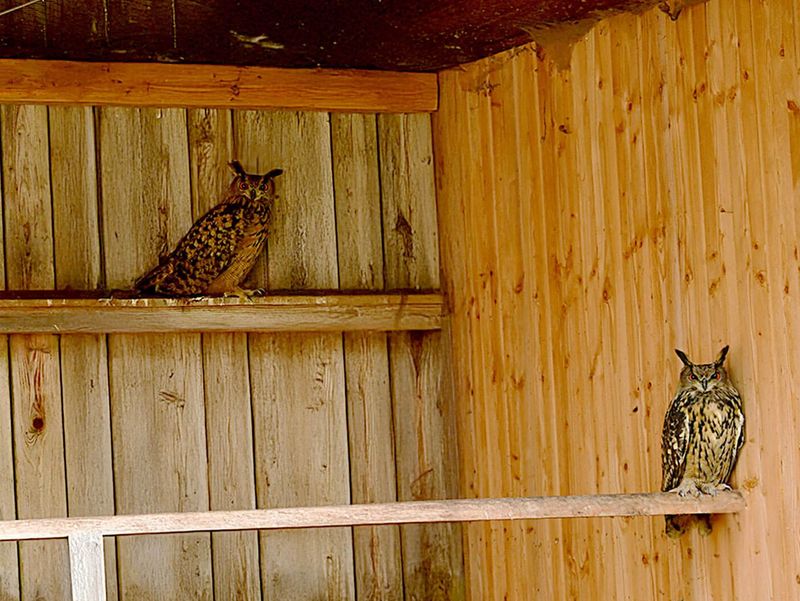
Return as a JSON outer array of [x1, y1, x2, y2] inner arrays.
[[228, 161, 247, 177], [264, 168, 283, 180], [674, 349, 692, 367], [714, 345, 730, 367]]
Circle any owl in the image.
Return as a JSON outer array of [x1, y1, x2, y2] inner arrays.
[[661, 345, 745, 537], [134, 161, 282, 297]]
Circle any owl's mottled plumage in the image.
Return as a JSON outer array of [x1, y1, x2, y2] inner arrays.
[[661, 345, 745, 537], [134, 161, 282, 297]]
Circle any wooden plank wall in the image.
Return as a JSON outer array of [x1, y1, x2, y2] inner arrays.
[[433, 0, 800, 599], [0, 105, 463, 600]]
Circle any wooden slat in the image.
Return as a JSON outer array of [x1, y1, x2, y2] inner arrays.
[[0, 59, 438, 113], [188, 107, 262, 601], [49, 105, 119, 601], [99, 107, 213, 600], [0, 122, 18, 600], [332, 113, 404, 600], [0, 492, 748, 540], [379, 113, 465, 600], [0, 337, 18, 600], [241, 111, 355, 600], [0, 294, 444, 333], [2, 104, 71, 600]]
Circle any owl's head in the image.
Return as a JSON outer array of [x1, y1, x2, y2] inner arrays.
[[227, 161, 283, 203], [675, 345, 731, 391]]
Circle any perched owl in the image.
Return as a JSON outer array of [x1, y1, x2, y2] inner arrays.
[[134, 161, 282, 297], [661, 345, 745, 537]]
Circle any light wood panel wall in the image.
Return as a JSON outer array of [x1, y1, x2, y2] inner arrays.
[[0, 105, 462, 600], [434, 0, 800, 599]]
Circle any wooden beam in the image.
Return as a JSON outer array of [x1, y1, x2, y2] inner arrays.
[[0, 294, 443, 334], [0, 492, 745, 541], [0, 59, 438, 113]]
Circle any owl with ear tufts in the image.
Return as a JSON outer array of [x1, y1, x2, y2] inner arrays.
[[661, 345, 745, 537], [134, 161, 283, 298]]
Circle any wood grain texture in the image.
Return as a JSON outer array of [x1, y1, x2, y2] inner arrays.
[[0, 59, 438, 112], [0, 294, 444, 333], [49, 105, 119, 601], [379, 114, 465, 600], [0, 491, 747, 540], [434, 1, 800, 598], [333, 113, 404, 601], [240, 110, 355, 600], [0, 143, 18, 599], [188, 108, 262, 601], [0, 335, 18, 601], [2, 104, 71, 600], [99, 107, 213, 600]]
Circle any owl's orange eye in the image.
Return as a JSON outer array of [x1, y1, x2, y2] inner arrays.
[[258, 183, 267, 191], [688, 374, 696, 381], [714, 372, 721, 379], [238, 181, 248, 191]]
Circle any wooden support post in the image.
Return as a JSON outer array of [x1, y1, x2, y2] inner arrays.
[[68, 532, 107, 601]]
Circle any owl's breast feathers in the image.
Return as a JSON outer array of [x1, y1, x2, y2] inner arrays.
[[661, 386, 744, 492], [134, 199, 271, 296]]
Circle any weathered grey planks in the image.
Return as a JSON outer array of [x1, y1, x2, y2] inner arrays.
[[99, 107, 213, 600], [0, 101, 452, 601], [333, 113, 404, 600]]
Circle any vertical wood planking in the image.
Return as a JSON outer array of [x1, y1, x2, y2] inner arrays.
[[434, 0, 800, 599], [0, 335, 17, 600], [49, 105, 119, 601], [0, 114, 18, 599], [188, 107, 263, 601], [236, 110, 355, 600], [99, 107, 213, 600], [332, 113, 404, 601], [379, 113, 465, 600], [1, 104, 71, 600]]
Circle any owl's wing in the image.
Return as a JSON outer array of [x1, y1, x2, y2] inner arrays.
[[134, 202, 250, 295], [661, 390, 691, 492], [722, 388, 746, 483]]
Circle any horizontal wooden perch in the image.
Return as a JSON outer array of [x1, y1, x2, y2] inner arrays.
[[0, 491, 745, 541], [0, 59, 438, 113], [9, 492, 745, 601], [0, 293, 443, 334]]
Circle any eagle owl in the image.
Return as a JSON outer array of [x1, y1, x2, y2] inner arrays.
[[134, 161, 282, 297], [661, 345, 745, 537]]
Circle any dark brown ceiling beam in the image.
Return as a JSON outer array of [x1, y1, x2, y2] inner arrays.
[[0, 0, 659, 71]]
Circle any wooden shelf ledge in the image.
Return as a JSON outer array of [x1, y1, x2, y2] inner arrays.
[[0, 491, 745, 541], [0, 293, 443, 334]]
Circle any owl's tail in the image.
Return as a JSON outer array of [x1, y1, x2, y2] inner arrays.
[[665, 514, 686, 538], [665, 513, 712, 537], [133, 262, 171, 295]]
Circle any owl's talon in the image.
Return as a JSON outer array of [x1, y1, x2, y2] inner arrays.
[[671, 480, 702, 498], [223, 287, 264, 303]]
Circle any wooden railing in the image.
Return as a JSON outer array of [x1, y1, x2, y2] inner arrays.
[[0, 491, 746, 601]]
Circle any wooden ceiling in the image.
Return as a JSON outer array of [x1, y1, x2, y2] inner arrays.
[[0, 0, 658, 72]]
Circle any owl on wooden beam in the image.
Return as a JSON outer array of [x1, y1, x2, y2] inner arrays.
[[133, 161, 282, 299], [661, 345, 745, 537]]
